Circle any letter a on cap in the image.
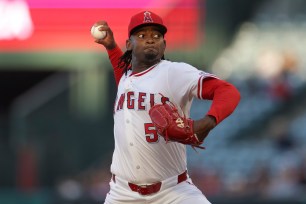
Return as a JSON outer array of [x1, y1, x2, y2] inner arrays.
[[143, 11, 153, 23]]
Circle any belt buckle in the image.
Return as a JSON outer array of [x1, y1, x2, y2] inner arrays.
[[137, 184, 149, 194], [138, 184, 148, 188]]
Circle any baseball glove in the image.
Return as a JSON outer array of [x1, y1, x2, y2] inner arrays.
[[149, 101, 204, 149]]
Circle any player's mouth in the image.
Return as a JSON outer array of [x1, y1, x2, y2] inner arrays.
[[145, 47, 156, 50], [144, 46, 158, 53]]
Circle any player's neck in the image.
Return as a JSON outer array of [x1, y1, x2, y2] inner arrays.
[[131, 59, 161, 73]]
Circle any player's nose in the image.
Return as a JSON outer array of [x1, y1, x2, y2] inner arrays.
[[146, 37, 155, 44]]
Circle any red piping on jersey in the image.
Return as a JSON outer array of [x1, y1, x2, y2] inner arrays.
[[130, 65, 157, 77], [197, 76, 204, 99]]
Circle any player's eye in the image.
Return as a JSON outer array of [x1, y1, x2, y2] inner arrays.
[[138, 34, 144, 38], [153, 34, 160, 39]]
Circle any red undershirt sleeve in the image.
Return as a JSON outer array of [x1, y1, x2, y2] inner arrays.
[[107, 45, 124, 86], [201, 77, 241, 124]]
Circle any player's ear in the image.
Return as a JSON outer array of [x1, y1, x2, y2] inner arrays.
[[126, 39, 132, 51], [162, 39, 166, 51]]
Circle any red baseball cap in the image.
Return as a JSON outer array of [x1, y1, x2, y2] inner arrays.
[[128, 11, 167, 37]]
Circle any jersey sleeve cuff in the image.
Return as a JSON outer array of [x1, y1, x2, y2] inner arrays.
[[206, 110, 219, 125], [107, 44, 122, 57]]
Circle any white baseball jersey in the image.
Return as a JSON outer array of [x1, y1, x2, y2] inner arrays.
[[111, 60, 214, 185]]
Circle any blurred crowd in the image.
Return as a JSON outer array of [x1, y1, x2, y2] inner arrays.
[[189, 138, 306, 200]]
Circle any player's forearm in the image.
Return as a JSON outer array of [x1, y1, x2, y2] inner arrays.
[[105, 41, 117, 50], [193, 115, 216, 142]]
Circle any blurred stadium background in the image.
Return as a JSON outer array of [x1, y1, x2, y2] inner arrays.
[[1, 0, 306, 203]]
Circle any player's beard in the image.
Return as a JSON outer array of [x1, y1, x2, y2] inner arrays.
[[144, 52, 158, 61], [144, 48, 159, 61]]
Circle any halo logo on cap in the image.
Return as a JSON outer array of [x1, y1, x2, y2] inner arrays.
[[144, 11, 153, 23]]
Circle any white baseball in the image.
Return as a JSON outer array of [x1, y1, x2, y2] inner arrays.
[[91, 25, 106, 39]]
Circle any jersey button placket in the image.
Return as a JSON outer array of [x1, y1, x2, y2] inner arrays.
[[124, 96, 139, 173], [124, 77, 134, 91], [124, 76, 134, 149], [124, 76, 142, 173], [126, 118, 133, 146], [125, 113, 134, 148]]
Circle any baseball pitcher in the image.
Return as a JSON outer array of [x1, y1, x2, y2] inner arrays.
[[93, 11, 241, 204]]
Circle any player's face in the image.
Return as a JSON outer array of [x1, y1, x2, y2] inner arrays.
[[127, 26, 166, 63]]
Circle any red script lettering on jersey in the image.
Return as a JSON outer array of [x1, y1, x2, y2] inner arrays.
[[115, 91, 169, 111]]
